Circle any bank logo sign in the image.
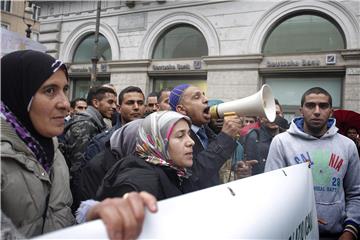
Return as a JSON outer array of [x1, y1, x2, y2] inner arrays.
[[326, 54, 336, 65]]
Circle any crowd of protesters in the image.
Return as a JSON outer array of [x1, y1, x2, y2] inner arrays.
[[1, 50, 359, 240]]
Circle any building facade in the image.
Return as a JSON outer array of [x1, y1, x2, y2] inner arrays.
[[1, 0, 41, 40], [35, 0, 360, 119]]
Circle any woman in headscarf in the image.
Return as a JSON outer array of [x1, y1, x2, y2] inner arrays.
[[97, 111, 196, 200], [1, 50, 157, 239], [78, 119, 143, 202], [110, 118, 144, 158]]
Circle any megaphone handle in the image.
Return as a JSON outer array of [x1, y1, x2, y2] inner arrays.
[[223, 112, 237, 118], [223, 112, 241, 139]]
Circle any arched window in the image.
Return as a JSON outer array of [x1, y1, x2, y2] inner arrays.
[[73, 33, 112, 63], [263, 13, 346, 55], [152, 24, 208, 59]]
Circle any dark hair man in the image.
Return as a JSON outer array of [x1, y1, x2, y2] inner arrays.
[[78, 86, 145, 202], [63, 86, 117, 212], [145, 91, 159, 115], [169, 84, 243, 189], [118, 86, 145, 125], [243, 116, 257, 125], [157, 88, 172, 110], [265, 87, 360, 239], [64, 98, 88, 122], [84, 86, 145, 161], [101, 83, 118, 128], [275, 98, 284, 117], [346, 127, 360, 157], [70, 97, 87, 115], [236, 115, 288, 178], [83, 86, 117, 120]]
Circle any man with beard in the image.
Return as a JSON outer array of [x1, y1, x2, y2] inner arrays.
[[265, 87, 360, 240], [169, 84, 243, 189]]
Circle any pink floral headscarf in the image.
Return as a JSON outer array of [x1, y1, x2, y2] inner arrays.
[[136, 111, 192, 178]]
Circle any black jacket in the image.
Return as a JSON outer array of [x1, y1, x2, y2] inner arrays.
[[243, 126, 277, 175], [96, 155, 196, 201], [78, 142, 118, 202], [187, 125, 236, 190]]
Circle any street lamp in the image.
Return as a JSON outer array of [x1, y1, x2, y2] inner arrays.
[[90, 0, 101, 88], [90, 56, 99, 87], [23, 1, 35, 38]]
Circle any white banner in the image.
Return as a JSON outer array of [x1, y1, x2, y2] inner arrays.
[[35, 163, 318, 239], [1, 29, 46, 57]]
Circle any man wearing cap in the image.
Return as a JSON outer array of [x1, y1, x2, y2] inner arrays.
[[169, 84, 243, 189]]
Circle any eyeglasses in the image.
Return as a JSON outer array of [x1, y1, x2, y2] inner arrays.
[[304, 102, 330, 110]]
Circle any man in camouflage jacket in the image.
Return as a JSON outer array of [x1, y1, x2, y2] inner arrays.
[[63, 86, 116, 212]]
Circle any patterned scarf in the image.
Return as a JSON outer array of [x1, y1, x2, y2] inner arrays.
[[1, 50, 69, 173], [1, 101, 52, 173], [136, 111, 192, 179]]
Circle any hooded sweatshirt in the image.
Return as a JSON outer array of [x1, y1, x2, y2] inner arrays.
[[265, 117, 360, 237]]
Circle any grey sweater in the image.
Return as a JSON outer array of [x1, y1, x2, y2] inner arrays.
[[265, 117, 360, 237]]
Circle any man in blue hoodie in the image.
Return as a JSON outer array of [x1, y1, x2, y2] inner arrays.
[[265, 87, 360, 239]]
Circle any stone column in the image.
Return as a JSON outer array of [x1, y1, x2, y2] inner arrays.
[[204, 54, 263, 102], [108, 59, 151, 95], [342, 50, 360, 112]]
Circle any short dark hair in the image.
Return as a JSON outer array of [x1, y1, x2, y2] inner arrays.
[[275, 98, 280, 106], [103, 83, 115, 88], [346, 127, 358, 134], [87, 86, 116, 106], [102, 83, 117, 95], [275, 98, 283, 111], [301, 87, 332, 107], [157, 88, 172, 103], [147, 91, 158, 99], [70, 97, 86, 108], [118, 86, 144, 105]]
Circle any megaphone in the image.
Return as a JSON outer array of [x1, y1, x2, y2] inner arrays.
[[209, 84, 276, 122]]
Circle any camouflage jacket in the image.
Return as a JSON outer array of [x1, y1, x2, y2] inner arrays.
[[62, 106, 108, 212], [62, 106, 107, 173]]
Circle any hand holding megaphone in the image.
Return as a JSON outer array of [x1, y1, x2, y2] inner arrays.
[[209, 84, 276, 122], [221, 112, 244, 139]]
